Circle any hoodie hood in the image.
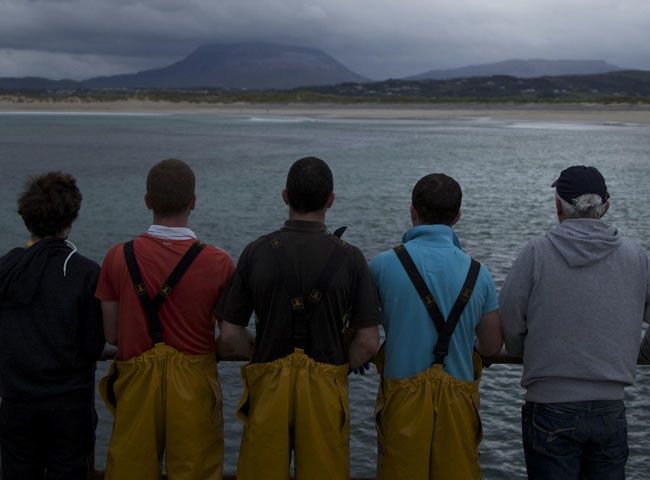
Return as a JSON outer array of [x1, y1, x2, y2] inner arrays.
[[0, 238, 71, 305], [545, 218, 621, 268]]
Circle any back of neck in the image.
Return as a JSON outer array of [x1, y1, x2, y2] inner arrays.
[[152, 214, 190, 228], [288, 210, 326, 223]]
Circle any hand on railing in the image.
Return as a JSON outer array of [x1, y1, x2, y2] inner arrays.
[[349, 362, 371, 375], [100, 343, 650, 366]]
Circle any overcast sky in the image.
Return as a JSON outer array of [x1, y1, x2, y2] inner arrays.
[[1, 0, 649, 80]]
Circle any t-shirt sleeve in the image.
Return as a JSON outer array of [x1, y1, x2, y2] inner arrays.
[[480, 265, 499, 314], [225, 255, 236, 281], [369, 254, 381, 290], [214, 245, 254, 327], [95, 244, 121, 301], [348, 248, 384, 330], [369, 253, 389, 335]]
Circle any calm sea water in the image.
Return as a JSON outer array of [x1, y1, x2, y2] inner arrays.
[[1, 112, 650, 478]]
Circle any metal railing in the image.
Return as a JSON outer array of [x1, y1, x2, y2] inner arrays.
[[99, 344, 650, 365], [94, 345, 650, 479]]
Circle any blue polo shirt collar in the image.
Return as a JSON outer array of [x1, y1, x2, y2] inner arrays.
[[402, 224, 462, 249]]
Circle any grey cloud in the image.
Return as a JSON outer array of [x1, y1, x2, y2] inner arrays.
[[0, 0, 648, 80]]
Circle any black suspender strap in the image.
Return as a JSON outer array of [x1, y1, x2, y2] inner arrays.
[[393, 244, 481, 365], [433, 258, 481, 365], [270, 235, 349, 349], [333, 225, 347, 238], [124, 241, 162, 344], [304, 240, 349, 318], [393, 245, 446, 334], [150, 241, 206, 311], [270, 237, 304, 313], [123, 239, 206, 345]]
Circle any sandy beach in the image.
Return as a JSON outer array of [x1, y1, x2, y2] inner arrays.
[[2, 98, 650, 125]]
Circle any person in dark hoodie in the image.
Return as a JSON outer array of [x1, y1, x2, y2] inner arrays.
[[0, 171, 104, 480], [500, 165, 650, 480]]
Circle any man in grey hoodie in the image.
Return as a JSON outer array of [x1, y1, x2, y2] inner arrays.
[[500, 165, 650, 480]]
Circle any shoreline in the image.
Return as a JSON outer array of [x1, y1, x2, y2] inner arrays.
[[2, 100, 650, 124]]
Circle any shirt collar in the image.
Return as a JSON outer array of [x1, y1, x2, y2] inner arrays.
[[147, 225, 197, 240], [402, 224, 462, 249], [282, 220, 327, 232]]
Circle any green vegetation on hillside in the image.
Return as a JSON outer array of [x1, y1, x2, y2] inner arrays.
[[2, 70, 650, 104]]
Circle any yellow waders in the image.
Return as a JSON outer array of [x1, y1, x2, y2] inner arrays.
[[236, 349, 350, 480], [99, 344, 223, 480], [376, 352, 483, 480]]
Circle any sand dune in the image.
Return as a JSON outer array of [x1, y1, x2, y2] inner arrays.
[[1, 99, 650, 125]]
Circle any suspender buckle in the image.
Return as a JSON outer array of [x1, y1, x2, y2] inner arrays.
[[159, 284, 172, 297], [460, 287, 472, 301], [291, 297, 305, 311], [434, 338, 450, 364], [135, 283, 147, 296], [308, 289, 322, 303], [423, 294, 435, 308]]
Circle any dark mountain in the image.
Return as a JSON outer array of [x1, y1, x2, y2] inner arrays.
[[0, 43, 366, 91], [82, 42, 367, 90], [407, 59, 623, 81]]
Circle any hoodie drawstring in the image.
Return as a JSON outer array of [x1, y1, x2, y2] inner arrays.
[[63, 239, 77, 277]]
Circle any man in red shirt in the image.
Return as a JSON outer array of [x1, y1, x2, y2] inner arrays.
[[96, 158, 235, 480]]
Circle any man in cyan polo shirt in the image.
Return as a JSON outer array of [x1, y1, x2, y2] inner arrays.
[[370, 173, 502, 480], [216, 156, 382, 480]]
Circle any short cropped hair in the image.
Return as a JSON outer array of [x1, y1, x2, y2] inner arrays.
[[146, 159, 195, 216], [285, 157, 333, 213], [18, 171, 82, 238], [412, 173, 462, 225]]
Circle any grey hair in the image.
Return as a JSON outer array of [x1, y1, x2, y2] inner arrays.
[[557, 193, 608, 219]]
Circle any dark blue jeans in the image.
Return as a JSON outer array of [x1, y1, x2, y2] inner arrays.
[[522, 400, 628, 480]]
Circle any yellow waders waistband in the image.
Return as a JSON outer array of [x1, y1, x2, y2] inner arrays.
[[99, 344, 223, 480], [376, 352, 484, 480], [236, 349, 350, 480]]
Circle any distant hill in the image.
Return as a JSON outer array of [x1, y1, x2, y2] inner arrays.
[[3, 55, 649, 103], [0, 42, 367, 90], [84, 42, 367, 90], [305, 70, 650, 100], [3, 70, 650, 103], [0, 77, 78, 90], [407, 59, 623, 81]]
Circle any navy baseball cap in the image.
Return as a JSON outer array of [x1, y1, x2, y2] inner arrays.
[[551, 166, 610, 204]]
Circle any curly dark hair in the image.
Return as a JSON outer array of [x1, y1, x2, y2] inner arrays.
[[17, 171, 82, 238]]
